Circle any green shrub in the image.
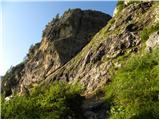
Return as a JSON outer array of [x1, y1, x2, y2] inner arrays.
[[105, 48, 159, 119], [116, 1, 125, 15], [1, 95, 39, 119], [1, 82, 84, 119], [127, 1, 141, 5], [140, 23, 159, 42]]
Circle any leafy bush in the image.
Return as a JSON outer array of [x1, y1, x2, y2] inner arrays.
[[1, 95, 39, 119], [1, 82, 84, 119], [105, 48, 159, 119], [140, 23, 159, 42]]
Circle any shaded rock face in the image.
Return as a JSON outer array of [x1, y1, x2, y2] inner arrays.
[[45, 1, 159, 96], [2, 62, 25, 96], [2, 9, 111, 96]]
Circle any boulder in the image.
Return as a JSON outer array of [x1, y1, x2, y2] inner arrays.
[[145, 31, 159, 52]]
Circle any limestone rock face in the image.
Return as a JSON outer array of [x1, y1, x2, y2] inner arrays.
[[44, 1, 159, 96], [22, 9, 111, 86], [2, 9, 111, 96]]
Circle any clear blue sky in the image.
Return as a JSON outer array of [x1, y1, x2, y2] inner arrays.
[[0, 0, 117, 76]]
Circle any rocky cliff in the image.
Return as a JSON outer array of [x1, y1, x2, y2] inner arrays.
[[1, 1, 159, 119], [2, 9, 111, 96], [2, 1, 159, 97], [44, 1, 159, 96]]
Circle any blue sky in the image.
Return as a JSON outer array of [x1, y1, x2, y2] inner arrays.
[[0, 0, 117, 76]]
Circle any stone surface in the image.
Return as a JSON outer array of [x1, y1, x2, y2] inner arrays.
[[145, 31, 159, 52]]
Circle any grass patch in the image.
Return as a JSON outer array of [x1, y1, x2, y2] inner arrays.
[[105, 48, 159, 119], [140, 22, 159, 42], [116, 1, 125, 15], [1, 82, 84, 119]]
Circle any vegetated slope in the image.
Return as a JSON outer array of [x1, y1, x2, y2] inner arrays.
[[1, 1, 159, 119], [44, 1, 159, 96], [105, 47, 158, 119], [2, 9, 111, 97], [1, 82, 85, 119]]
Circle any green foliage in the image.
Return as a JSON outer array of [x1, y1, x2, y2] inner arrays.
[[140, 23, 159, 42], [1, 96, 39, 119], [127, 1, 141, 5], [116, 1, 125, 15], [1, 82, 84, 119], [105, 48, 159, 119]]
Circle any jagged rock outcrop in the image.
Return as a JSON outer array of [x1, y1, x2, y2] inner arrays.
[[2, 62, 25, 96], [2, 9, 111, 96], [44, 1, 159, 96]]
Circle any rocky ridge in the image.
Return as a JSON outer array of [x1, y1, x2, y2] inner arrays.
[[44, 1, 159, 96], [2, 9, 111, 96]]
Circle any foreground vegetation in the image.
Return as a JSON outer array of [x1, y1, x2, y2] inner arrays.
[[1, 83, 84, 119], [105, 48, 159, 119]]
